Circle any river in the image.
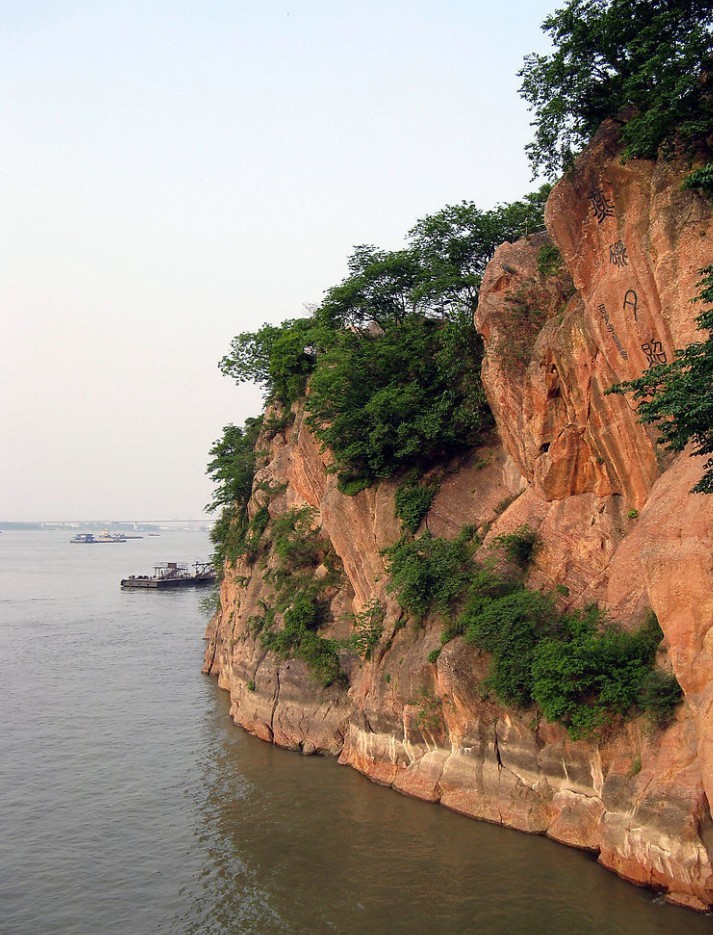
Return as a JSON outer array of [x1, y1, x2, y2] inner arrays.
[[1, 529, 710, 934]]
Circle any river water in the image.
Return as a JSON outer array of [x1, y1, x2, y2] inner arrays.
[[1, 529, 711, 935]]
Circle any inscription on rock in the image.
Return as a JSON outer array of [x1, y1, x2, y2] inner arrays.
[[641, 339, 668, 367], [597, 304, 629, 360], [589, 188, 615, 223], [609, 240, 628, 267], [623, 289, 638, 320]]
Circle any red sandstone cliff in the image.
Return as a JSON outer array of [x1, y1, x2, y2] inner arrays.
[[204, 122, 713, 910]]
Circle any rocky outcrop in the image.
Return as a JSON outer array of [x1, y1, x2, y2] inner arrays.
[[204, 123, 713, 910]]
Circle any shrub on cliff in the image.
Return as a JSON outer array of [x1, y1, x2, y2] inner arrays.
[[383, 529, 477, 623], [306, 313, 491, 490], [520, 0, 713, 178], [259, 507, 346, 688], [395, 480, 439, 534], [206, 417, 263, 569]]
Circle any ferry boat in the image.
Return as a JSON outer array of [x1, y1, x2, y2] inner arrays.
[[120, 561, 215, 589]]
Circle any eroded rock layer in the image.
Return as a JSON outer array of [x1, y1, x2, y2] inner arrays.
[[204, 123, 713, 910]]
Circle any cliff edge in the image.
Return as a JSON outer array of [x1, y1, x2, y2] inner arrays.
[[204, 123, 713, 910]]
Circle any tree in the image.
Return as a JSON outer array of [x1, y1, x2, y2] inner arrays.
[[407, 189, 551, 316], [219, 317, 329, 407], [609, 267, 713, 493], [205, 419, 262, 513], [519, 0, 713, 179], [319, 245, 422, 331], [305, 315, 491, 489]]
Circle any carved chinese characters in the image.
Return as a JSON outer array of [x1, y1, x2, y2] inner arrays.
[[597, 304, 629, 360], [589, 188, 615, 223]]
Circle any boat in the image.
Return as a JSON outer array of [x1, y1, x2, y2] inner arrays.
[[71, 530, 127, 544], [120, 561, 216, 589]]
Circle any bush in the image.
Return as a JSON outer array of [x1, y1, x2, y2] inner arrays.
[[271, 507, 322, 572], [464, 586, 558, 706], [257, 506, 346, 687], [307, 315, 491, 486], [395, 481, 439, 533], [206, 418, 263, 571], [338, 476, 372, 497], [348, 600, 386, 660], [681, 164, 713, 200], [638, 669, 683, 725], [492, 525, 539, 568], [455, 569, 681, 737], [537, 244, 564, 277], [383, 532, 475, 623]]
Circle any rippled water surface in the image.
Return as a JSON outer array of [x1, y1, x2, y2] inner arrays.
[[1, 529, 712, 934]]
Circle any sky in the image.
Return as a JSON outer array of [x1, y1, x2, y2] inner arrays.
[[0, 0, 556, 522]]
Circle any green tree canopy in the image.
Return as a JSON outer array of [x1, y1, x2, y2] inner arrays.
[[519, 0, 713, 179], [319, 245, 422, 331], [219, 316, 331, 407], [305, 313, 491, 489], [407, 188, 551, 315], [205, 418, 262, 513]]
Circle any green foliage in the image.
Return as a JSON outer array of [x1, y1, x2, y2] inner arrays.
[[259, 507, 345, 687], [608, 267, 713, 493], [395, 481, 439, 533], [337, 476, 372, 497], [519, 0, 713, 178], [219, 317, 333, 407], [206, 418, 262, 514], [383, 531, 475, 623], [320, 245, 422, 331], [637, 668, 684, 725], [206, 418, 263, 570], [681, 164, 713, 199], [348, 600, 386, 660], [270, 507, 322, 572], [307, 314, 492, 487], [406, 190, 551, 316], [427, 647, 442, 664], [406, 542, 683, 737], [262, 409, 293, 439], [531, 612, 660, 737], [464, 585, 559, 706], [218, 188, 554, 489], [537, 243, 564, 277], [460, 578, 680, 737], [627, 508, 639, 520], [492, 525, 539, 568]]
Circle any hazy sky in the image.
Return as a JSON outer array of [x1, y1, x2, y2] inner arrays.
[[1, 0, 555, 521]]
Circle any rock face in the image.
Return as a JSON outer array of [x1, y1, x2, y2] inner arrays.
[[204, 123, 713, 911]]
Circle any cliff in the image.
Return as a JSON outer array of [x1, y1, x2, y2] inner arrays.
[[204, 122, 713, 910]]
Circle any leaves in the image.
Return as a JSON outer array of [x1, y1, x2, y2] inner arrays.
[[519, 0, 713, 178], [305, 316, 491, 485]]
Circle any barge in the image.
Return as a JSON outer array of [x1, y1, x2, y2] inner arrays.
[[120, 561, 215, 589], [72, 531, 127, 544]]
